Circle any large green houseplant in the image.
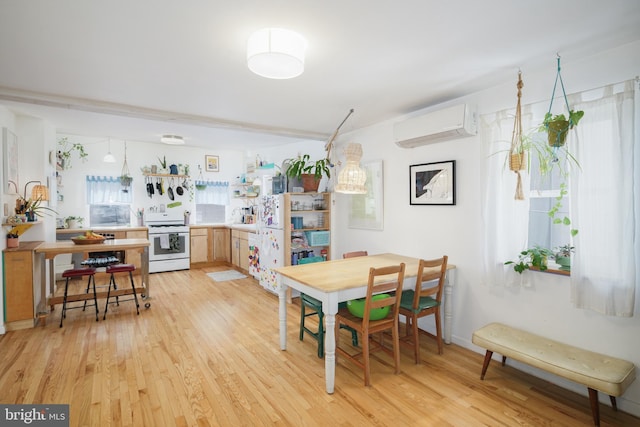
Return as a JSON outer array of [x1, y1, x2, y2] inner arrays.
[[285, 154, 331, 192], [541, 109, 584, 147]]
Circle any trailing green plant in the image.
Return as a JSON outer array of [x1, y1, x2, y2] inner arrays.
[[505, 245, 553, 274], [285, 154, 331, 180], [539, 110, 585, 133], [57, 137, 88, 169]]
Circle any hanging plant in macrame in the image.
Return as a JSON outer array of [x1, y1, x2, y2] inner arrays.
[[509, 71, 526, 200]]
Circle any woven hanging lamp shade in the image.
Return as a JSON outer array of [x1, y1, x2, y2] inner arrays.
[[335, 143, 367, 194]]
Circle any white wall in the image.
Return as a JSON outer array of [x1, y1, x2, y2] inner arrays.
[[331, 40, 640, 416]]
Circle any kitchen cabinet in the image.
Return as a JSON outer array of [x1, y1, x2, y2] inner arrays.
[[190, 226, 230, 266], [231, 229, 251, 271], [2, 241, 43, 330], [190, 228, 209, 264], [212, 228, 230, 262], [284, 192, 332, 265]]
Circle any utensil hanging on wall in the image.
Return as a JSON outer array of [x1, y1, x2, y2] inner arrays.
[[167, 178, 175, 200]]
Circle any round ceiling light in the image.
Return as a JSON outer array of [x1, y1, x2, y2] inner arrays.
[[161, 134, 184, 145], [247, 28, 307, 79]]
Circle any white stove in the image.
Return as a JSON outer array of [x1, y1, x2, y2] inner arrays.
[[145, 211, 190, 273]]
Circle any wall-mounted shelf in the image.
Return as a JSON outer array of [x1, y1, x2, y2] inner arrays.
[[143, 173, 190, 179], [2, 221, 42, 236]]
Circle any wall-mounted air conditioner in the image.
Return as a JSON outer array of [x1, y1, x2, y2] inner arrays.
[[393, 104, 477, 148]]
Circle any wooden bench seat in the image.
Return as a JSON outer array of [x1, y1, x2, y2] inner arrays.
[[472, 322, 636, 426]]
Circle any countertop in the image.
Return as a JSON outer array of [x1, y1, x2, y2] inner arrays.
[[56, 226, 148, 235]]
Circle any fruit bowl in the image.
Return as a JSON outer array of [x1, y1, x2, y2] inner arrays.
[[347, 294, 391, 320], [72, 237, 106, 245]]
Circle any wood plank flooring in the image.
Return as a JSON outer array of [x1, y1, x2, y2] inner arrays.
[[1, 267, 638, 426]]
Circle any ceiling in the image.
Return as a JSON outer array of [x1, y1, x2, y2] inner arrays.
[[1, 1, 639, 150]]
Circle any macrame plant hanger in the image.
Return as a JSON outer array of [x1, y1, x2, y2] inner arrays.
[[509, 71, 526, 200], [546, 55, 572, 149]]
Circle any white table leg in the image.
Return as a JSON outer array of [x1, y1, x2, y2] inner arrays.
[[443, 270, 453, 344], [324, 312, 336, 394], [279, 284, 288, 350]]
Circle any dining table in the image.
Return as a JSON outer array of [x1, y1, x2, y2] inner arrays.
[[274, 252, 456, 394], [34, 238, 151, 318]]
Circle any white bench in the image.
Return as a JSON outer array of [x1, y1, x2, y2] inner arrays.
[[472, 323, 636, 426]]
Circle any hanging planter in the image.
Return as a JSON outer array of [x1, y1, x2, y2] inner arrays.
[[120, 141, 132, 192], [507, 71, 526, 200], [542, 110, 585, 147]]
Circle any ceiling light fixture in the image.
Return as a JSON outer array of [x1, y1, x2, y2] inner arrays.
[[161, 134, 184, 145], [335, 143, 367, 194], [103, 138, 116, 163], [247, 28, 307, 79]]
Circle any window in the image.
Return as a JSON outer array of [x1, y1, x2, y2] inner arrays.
[[86, 176, 132, 227], [195, 180, 229, 223]]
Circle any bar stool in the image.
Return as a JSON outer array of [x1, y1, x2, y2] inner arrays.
[[103, 264, 140, 319], [60, 267, 98, 327]]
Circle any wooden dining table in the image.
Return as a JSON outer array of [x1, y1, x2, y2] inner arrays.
[[274, 252, 456, 394], [34, 238, 150, 318]]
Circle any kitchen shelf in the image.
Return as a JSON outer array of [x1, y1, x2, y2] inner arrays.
[[2, 221, 42, 236], [143, 173, 190, 179]]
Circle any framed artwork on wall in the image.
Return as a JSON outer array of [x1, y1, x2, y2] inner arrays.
[[3, 127, 18, 195], [409, 160, 455, 205], [205, 155, 219, 172], [348, 160, 384, 230]]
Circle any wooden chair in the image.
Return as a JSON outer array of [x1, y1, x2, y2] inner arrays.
[[398, 256, 448, 363], [335, 263, 405, 386]]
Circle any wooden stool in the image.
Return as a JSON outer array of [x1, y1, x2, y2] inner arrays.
[[60, 267, 98, 327], [103, 264, 140, 319]]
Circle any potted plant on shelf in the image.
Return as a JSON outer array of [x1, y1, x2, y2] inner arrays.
[[553, 244, 575, 271], [505, 245, 553, 274], [65, 216, 84, 229], [15, 196, 57, 221], [540, 110, 584, 147], [285, 154, 331, 192], [6, 231, 19, 248]]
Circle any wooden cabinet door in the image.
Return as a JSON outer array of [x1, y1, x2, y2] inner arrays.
[[190, 228, 209, 264], [213, 228, 230, 262], [239, 235, 249, 271], [3, 251, 34, 322]]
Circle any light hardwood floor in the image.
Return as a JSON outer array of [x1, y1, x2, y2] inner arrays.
[[1, 267, 638, 426]]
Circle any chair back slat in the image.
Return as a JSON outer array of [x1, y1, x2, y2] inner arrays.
[[363, 263, 405, 322], [343, 250, 368, 259], [413, 256, 448, 308]]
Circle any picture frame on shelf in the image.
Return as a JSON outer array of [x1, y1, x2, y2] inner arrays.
[[3, 127, 18, 195], [409, 160, 455, 205], [205, 155, 219, 172]]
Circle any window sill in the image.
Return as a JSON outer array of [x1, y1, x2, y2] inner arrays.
[[530, 266, 570, 276]]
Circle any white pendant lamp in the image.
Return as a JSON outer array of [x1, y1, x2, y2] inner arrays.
[[335, 143, 367, 194], [247, 28, 307, 79], [161, 134, 184, 145], [103, 138, 116, 163]]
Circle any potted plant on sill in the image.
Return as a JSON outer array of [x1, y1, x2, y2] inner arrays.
[[6, 232, 19, 248], [553, 244, 575, 271], [505, 245, 553, 274], [65, 216, 84, 229], [285, 154, 331, 192]]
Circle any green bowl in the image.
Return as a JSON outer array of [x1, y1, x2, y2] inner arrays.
[[347, 294, 391, 320]]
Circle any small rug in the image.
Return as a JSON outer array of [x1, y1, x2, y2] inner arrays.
[[207, 270, 247, 282]]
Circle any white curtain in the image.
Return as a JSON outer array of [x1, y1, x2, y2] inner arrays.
[[195, 180, 229, 205], [86, 176, 132, 204], [481, 79, 637, 317], [480, 109, 533, 288], [569, 80, 636, 317]]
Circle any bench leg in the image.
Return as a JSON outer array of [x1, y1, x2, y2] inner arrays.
[[480, 350, 493, 380], [588, 388, 600, 426], [610, 395, 617, 411]]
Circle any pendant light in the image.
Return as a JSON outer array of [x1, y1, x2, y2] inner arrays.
[[103, 138, 116, 163], [247, 28, 307, 79], [335, 143, 367, 194]]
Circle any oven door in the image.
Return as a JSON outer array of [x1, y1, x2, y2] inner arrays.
[[149, 232, 190, 260]]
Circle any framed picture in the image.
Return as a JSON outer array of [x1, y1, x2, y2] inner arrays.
[[205, 155, 219, 172], [348, 160, 384, 230], [3, 127, 18, 195], [409, 160, 455, 205]]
